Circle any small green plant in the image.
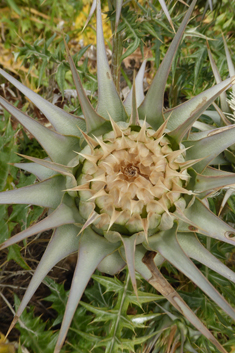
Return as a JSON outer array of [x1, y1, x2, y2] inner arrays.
[[1, 1, 235, 353]]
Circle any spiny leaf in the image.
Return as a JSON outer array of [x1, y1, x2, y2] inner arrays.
[[14, 162, 57, 181], [166, 76, 234, 132], [0, 201, 81, 249], [115, 0, 123, 30], [176, 198, 235, 246], [8, 224, 80, 333], [184, 124, 235, 173], [64, 39, 106, 133], [0, 96, 81, 165], [178, 232, 235, 285], [97, 250, 126, 275], [138, 0, 197, 128], [168, 79, 233, 143], [120, 234, 138, 296], [124, 60, 146, 115], [96, 0, 128, 122], [54, 228, 121, 353], [0, 69, 86, 137], [0, 175, 65, 209], [189, 168, 235, 194], [148, 226, 235, 322]]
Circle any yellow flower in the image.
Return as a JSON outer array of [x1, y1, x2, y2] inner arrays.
[[75, 3, 112, 46]]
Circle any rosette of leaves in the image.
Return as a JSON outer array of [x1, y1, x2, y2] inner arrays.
[[1, 1, 235, 352]]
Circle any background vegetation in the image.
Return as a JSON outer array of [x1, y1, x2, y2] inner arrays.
[[0, 0, 235, 352]]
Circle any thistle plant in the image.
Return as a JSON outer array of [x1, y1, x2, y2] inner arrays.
[[1, 1, 235, 352]]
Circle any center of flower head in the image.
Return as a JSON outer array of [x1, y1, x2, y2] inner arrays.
[[76, 122, 191, 236], [122, 164, 139, 179]]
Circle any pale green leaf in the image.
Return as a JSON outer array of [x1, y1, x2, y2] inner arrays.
[[184, 124, 235, 173], [97, 250, 126, 275], [0, 201, 81, 249], [169, 79, 232, 143], [14, 162, 57, 181], [177, 198, 235, 246], [124, 60, 146, 115], [54, 227, 121, 353], [139, 0, 197, 128], [178, 232, 235, 285], [115, 0, 123, 29], [11, 225, 80, 324], [0, 96, 81, 165], [96, 0, 128, 122], [0, 69, 85, 137], [189, 168, 235, 194], [64, 40, 106, 133], [0, 175, 65, 209], [120, 234, 138, 295], [148, 228, 235, 322], [166, 77, 233, 132]]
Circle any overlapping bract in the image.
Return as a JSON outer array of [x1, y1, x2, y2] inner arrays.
[[1, 1, 235, 352], [73, 122, 191, 235]]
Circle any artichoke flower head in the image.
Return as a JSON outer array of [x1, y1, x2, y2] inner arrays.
[[1, 1, 235, 352]]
